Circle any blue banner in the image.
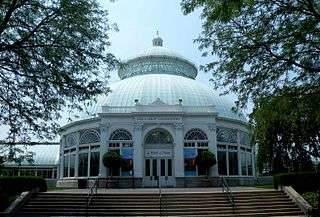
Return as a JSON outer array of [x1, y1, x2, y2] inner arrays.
[[184, 148, 196, 159], [121, 148, 133, 160]]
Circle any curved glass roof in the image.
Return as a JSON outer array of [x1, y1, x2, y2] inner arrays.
[[85, 74, 246, 122], [4, 143, 60, 166], [73, 36, 247, 123]]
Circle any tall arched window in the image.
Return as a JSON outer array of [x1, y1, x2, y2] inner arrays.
[[144, 128, 173, 144], [108, 129, 133, 176], [79, 129, 100, 144], [184, 128, 208, 176]]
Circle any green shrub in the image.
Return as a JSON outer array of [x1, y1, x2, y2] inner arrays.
[[195, 150, 217, 176], [0, 176, 47, 194], [273, 172, 320, 191]]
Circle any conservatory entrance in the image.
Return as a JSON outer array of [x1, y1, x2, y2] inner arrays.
[[142, 128, 175, 187]]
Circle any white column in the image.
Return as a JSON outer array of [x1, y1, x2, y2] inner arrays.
[[174, 123, 184, 177], [208, 123, 218, 176], [133, 123, 143, 177], [99, 124, 110, 177]]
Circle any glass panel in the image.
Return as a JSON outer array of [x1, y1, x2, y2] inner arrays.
[[197, 149, 208, 176], [160, 159, 165, 176], [78, 153, 88, 177], [63, 155, 69, 177], [152, 159, 157, 177], [145, 159, 150, 176], [218, 151, 227, 175], [80, 129, 100, 144], [229, 152, 239, 175], [241, 152, 247, 176], [184, 148, 197, 176], [90, 152, 100, 176], [47, 170, 52, 179], [70, 154, 75, 177], [247, 154, 253, 176], [168, 159, 172, 176]]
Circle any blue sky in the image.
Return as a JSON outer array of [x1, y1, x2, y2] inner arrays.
[[0, 0, 251, 141]]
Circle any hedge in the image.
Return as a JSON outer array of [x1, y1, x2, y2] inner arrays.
[[273, 172, 320, 191], [0, 176, 47, 194]]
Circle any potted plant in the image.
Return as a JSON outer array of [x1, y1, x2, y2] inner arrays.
[[103, 151, 122, 188], [195, 150, 217, 177]]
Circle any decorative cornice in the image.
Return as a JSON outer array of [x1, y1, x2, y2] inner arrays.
[[133, 122, 143, 131], [174, 122, 184, 129]]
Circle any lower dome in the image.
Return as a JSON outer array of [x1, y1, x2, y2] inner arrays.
[[84, 74, 246, 122]]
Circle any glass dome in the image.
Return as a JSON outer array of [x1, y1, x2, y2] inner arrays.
[[77, 36, 246, 122]]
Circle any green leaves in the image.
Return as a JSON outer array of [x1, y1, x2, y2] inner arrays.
[[181, 0, 320, 107], [0, 0, 118, 163]]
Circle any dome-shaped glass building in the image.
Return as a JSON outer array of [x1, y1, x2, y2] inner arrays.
[[58, 36, 255, 188]]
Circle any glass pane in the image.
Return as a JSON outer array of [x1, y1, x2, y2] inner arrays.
[[152, 159, 157, 177], [218, 151, 227, 175], [247, 154, 253, 176], [197, 149, 208, 176], [145, 159, 150, 176], [229, 152, 239, 175], [161, 159, 165, 176], [241, 152, 247, 176], [78, 153, 88, 177], [168, 159, 172, 176], [70, 154, 75, 177], [90, 152, 100, 176], [184, 148, 197, 176], [63, 155, 69, 177]]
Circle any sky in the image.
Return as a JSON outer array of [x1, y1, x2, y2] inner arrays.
[[0, 0, 252, 141]]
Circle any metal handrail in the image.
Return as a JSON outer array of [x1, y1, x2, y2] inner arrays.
[[159, 176, 169, 216], [221, 176, 235, 214], [86, 177, 98, 216]]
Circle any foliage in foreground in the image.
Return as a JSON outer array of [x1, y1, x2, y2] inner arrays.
[[253, 88, 320, 174], [0, 0, 118, 163], [181, 0, 320, 107], [273, 172, 320, 192], [0, 176, 47, 193]]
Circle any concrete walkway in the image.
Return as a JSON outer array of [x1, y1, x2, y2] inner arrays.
[[48, 186, 276, 194]]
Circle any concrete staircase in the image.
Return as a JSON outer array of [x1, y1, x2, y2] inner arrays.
[[17, 190, 305, 216]]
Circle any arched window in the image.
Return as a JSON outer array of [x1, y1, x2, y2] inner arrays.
[[184, 128, 208, 176], [184, 129, 208, 141], [79, 130, 100, 144], [217, 127, 237, 143], [145, 128, 173, 144], [65, 134, 77, 148], [109, 129, 132, 141]]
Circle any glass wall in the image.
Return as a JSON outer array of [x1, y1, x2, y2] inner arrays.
[[90, 152, 100, 176], [217, 127, 253, 176], [184, 129, 208, 176], [78, 153, 88, 177]]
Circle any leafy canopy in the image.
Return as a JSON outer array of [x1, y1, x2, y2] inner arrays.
[[181, 0, 320, 106], [253, 87, 319, 173], [0, 0, 117, 162]]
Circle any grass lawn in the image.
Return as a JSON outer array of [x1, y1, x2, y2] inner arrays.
[[254, 184, 274, 189]]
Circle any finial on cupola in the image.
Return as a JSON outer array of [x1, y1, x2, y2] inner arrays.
[[152, 31, 163, 47]]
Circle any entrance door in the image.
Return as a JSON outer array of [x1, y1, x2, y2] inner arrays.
[[144, 158, 173, 187]]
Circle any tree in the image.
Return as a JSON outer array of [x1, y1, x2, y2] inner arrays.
[[181, 0, 320, 107], [195, 150, 217, 176], [103, 151, 122, 176], [252, 87, 320, 174], [0, 0, 118, 162]]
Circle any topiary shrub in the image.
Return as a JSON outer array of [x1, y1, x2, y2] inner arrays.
[[103, 151, 122, 176], [0, 176, 47, 194], [195, 150, 217, 176]]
